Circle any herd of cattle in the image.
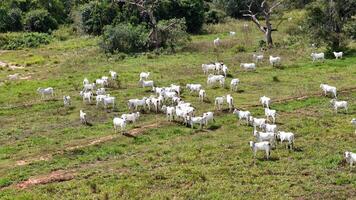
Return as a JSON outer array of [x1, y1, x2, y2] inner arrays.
[[35, 52, 355, 166]]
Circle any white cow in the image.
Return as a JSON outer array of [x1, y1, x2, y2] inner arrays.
[[186, 84, 202, 94], [199, 89, 206, 102], [265, 108, 277, 124], [214, 38, 221, 47], [139, 72, 150, 81], [269, 56, 281, 66], [80, 110, 87, 124], [320, 84, 337, 98], [351, 119, 356, 134], [311, 52, 325, 62], [215, 96, 225, 110], [63, 96, 71, 106], [345, 151, 356, 167], [249, 141, 271, 160], [260, 96, 271, 108], [253, 54, 264, 63], [207, 74, 225, 87], [121, 112, 140, 123], [203, 112, 215, 125], [240, 63, 256, 71], [226, 94, 234, 112], [333, 52, 343, 59], [109, 70, 118, 80], [82, 91, 93, 103], [230, 78, 240, 92], [113, 117, 126, 133], [330, 99, 348, 113], [37, 87, 54, 99], [233, 109, 251, 123]]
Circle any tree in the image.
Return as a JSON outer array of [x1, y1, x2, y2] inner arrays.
[[155, 0, 205, 33], [23, 9, 58, 33], [306, 0, 356, 52], [214, 0, 255, 18], [122, 0, 187, 49], [80, 1, 117, 35], [243, 0, 283, 47]]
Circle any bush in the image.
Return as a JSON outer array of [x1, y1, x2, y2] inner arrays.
[[0, 32, 52, 50], [24, 9, 58, 33], [233, 45, 246, 53], [157, 0, 205, 34], [205, 9, 226, 24], [157, 18, 190, 52], [52, 25, 77, 41], [100, 23, 149, 54], [343, 19, 356, 40]]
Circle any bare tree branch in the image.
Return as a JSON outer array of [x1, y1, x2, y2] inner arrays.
[[243, 0, 284, 47], [243, 0, 267, 33], [269, 1, 283, 12]]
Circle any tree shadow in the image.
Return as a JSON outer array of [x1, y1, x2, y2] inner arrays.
[[207, 124, 221, 131]]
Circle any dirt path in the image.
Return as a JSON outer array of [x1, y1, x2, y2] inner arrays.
[[15, 170, 75, 189], [15, 122, 167, 167], [240, 86, 356, 109]]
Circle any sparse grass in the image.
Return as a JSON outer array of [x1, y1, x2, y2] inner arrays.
[[0, 18, 355, 199]]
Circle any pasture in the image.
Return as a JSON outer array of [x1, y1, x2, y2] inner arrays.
[[0, 20, 355, 199]]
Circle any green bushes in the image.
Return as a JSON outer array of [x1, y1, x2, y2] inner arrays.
[[233, 45, 246, 53], [100, 18, 189, 54], [24, 9, 58, 33], [205, 9, 226, 24], [0, 0, 67, 33], [0, 32, 52, 50], [172, 0, 205, 33], [0, 8, 22, 32], [343, 19, 356, 40], [156, 18, 190, 52], [100, 23, 148, 54], [80, 1, 117, 35], [305, 0, 356, 52]]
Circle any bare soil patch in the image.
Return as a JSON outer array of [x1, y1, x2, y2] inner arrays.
[[15, 170, 75, 189]]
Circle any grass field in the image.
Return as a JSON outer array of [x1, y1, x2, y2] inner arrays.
[[0, 19, 355, 199]]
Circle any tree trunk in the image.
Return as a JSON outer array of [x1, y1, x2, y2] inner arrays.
[[265, 14, 273, 47], [147, 12, 160, 49], [266, 30, 273, 47]]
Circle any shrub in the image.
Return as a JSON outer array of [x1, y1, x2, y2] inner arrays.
[[157, 0, 205, 34], [23, 9, 58, 33], [157, 18, 190, 52], [100, 23, 148, 54], [258, 40, 267, 48], [343, 19, 356, 40], [233, 45, 246, 53], [0, 32, 52, 50], [205, 9, 226, 24], [52, 25, 76, 41]]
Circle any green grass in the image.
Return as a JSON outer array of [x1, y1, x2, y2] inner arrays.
[[0, 18, 355, 199]]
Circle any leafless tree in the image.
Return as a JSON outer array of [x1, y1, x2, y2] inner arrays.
[[243, 0, 283, 47]]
